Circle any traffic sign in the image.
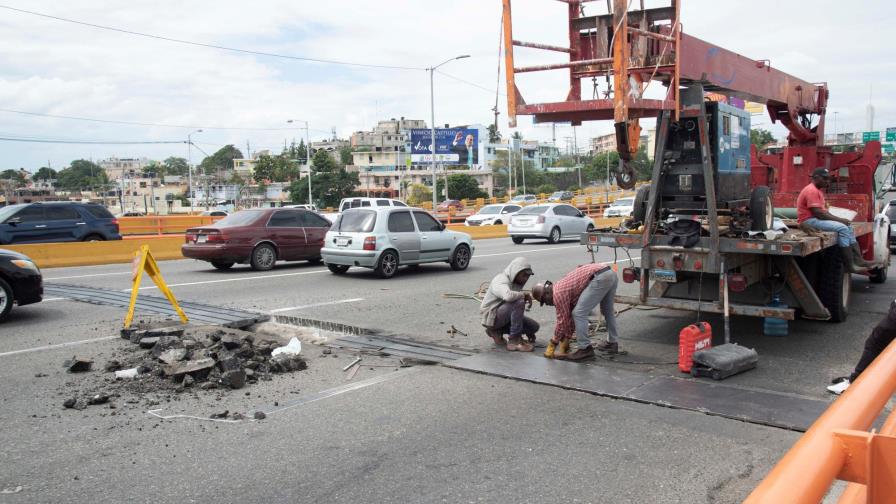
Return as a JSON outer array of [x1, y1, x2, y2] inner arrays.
[[886, 127, 896, 142], [883, 143, 895, 154], [863, 131, 881, 143]]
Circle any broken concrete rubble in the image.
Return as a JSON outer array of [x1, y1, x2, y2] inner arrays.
[[64, 356, 93, 373], [163, 358, 215, 378], [158, 348, 187, 365]]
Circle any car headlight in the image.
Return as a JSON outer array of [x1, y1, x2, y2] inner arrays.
[[11, 259, 39, 271]]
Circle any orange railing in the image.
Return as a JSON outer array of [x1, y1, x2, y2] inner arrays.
[[745, 338, 896, 503], [118, 215, 225, 236]]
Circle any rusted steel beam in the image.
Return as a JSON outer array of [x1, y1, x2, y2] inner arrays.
[[502, 0, 518, 127], [628, 26, 675, 43], [512, 39, 571, 53], [514, 58, 613, 73]]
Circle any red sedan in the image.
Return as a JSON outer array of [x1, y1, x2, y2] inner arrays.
[[436, 199, 464, 212], [183, 208, 331, 271]]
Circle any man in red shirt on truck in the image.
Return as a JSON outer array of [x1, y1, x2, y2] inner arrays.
[[531, 262, 620, 361], [797, 167, 872, 273]]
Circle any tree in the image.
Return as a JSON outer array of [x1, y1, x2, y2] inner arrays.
[[162, 157, 189, 177], [199, 145, 244, 176], [311, 149, 337, 173], [535, 183, 557, 195], [443, 173, 487, 201], [751, 128, 776, 150], [141, 161, 163, 177], [1, 169, 26, 185], [287, 151, 358, 208], [406, 183, 432, 206], [56, 160, 108, 190], [339, 146, 353, 167], [487, 124, 502, 143], [33, 167, 57, 180]]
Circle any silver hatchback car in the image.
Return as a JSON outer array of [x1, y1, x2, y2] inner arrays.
[[322, 207, 474, 278]]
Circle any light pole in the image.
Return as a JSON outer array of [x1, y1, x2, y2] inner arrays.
[[288, 119, 312, 205], [428, 54, 470, 210], [187, 129, 202, 214], [834, 111, 839, 144]]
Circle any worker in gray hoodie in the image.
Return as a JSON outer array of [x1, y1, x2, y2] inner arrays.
[[479, 257, 540, 351]]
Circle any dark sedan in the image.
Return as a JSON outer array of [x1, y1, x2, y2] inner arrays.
[[0, 249, 43, 321], [183, 208, 332, 271]]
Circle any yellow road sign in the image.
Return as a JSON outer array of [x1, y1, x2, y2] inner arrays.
[[124, 245, 188, 328]]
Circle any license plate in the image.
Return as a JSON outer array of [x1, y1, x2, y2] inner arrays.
[[336, 237, 350, 246], [196, 235, 207, 243], [651, 268, 677, 283], [516, 220, 531, 226]]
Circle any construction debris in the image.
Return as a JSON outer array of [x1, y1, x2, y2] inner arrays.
[[63, 356, 93, 373]]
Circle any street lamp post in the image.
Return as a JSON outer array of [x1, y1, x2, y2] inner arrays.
[[428, 55, 470, 210], [187, 129, 202, 214], [288, 119, 312, 205]]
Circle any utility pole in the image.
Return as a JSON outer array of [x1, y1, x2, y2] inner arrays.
[[429, 55, 470, 209]]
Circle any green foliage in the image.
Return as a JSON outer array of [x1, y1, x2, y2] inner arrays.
[[443, 173, 487, 200], [535, 183, 557, 195], [199, 145, 243, 176], [750, 128, 776, 150], [406, 183, 432, 206], [141, 161, 163, 177], [33, 167, 57, 180], [567, 185, 580, 192], [253, 154, 294, 183], [0, 169, 25, 184], [487, 124, 502, 143], [339, 146, 353, 167], [162, 157, 189, 176], [56, 160, 108, 190], [311, 149, 337, 173], [287, 166, 359, 208]]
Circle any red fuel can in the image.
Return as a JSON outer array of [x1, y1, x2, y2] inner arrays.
[[679, 322, 712, 373]]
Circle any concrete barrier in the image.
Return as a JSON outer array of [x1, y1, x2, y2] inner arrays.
[[11, 217, 625, 269]]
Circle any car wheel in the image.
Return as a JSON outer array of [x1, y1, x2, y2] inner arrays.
[[547, 226, 561, 244], [211, 261, 234, 270], [82, 234, 105, 242], [0, 277, 13, 322], [327, 264, 350, 274], [512, 236, 524, 244], [450, 244, 471, 271], [375, 250, 399, 279], [250, 243, 277, 271], [494, 220, 502, 225]]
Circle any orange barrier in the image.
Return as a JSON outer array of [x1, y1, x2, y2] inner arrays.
[[3, 236, 185, 269], [744, 338, 896, 503], [118, 215, 223, 235]]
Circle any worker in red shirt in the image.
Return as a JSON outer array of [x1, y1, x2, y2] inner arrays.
[[531, 263, 619, 361], [797, 167, 872, 273]]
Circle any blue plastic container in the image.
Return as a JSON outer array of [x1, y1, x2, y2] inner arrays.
[[763, 295, 789, 337]]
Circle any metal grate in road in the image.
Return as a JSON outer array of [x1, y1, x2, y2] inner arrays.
[[45, 283, 269, 328]]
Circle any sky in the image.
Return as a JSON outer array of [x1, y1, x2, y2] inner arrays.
[[1, 0, 894, 171]]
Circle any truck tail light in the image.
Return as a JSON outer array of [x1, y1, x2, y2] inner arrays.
[[363, 236, 376, 251], [693, 260, 702, 270], [536, 215, 545, 224], [728, 273, 747, 292], [622, 268, 637, 283]]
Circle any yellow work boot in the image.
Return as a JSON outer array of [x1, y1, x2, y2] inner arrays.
[[544, 340, 558, 359], [555, 340, 571, 359]]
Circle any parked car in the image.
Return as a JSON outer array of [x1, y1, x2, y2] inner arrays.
[[118, 211, 146, 217], [603, 197, 635, 218], [509, 194, 538, 205], [283, 204, 319, 212], [0, 249, 42, 321], [182, 208, 332, 271], [322, 207, 474, 278], [201, 210, 229, 217], [0, 202, 121, 244], [464, 204, 521, 226], [436, 199, 464, 212], [338, 197, 408, 212], [548, 191, 574, 202], [507, 203, 595, 244]]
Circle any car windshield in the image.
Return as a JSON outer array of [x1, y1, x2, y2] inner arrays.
[[336, 210, 377, 232], [613, 198, 634, 206], [887, 205, 896, 220], [213, 211, 264, 227], [477, 206, 501, 215], [517, 205, 548, 215], [0, 205, 25, 222]]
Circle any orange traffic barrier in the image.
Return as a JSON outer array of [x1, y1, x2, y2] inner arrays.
[[745, 338, 896, 504], [118, 215, 224, 235]]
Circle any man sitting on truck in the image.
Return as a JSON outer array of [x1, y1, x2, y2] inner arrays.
[[531, 262, 620, 361], [797, 167, 872, 273]]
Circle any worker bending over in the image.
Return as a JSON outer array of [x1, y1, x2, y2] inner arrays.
[[827, 297, 896, 395], [798, 167, 872, 273], [532, 263, 620, 361], [479, 257, 539, 352]]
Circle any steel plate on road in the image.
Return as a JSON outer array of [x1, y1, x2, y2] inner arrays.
[[651, 268, 677, 283]]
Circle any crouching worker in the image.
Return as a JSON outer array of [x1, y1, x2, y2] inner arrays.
[[532, 263, 619, 361], [479, 257, 540, 352]]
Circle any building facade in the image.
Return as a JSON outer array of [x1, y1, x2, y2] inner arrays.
[[98, 156, 152, 180]]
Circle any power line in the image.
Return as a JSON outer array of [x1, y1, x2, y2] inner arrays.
[[0, 107, 333, 134], [0, 137, 186, 145], [437, 70, 505, 96], [0, 4, 426, 71]]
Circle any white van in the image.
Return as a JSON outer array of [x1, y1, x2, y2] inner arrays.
[[338, 198, 408, 212]]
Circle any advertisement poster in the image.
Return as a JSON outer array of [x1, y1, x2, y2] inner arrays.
[[410, 128, 479, 167]]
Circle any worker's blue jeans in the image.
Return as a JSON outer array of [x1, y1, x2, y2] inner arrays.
[[803, 217, 856, 247]]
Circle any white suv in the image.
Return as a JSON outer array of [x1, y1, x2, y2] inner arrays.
[[603, 197, 635, 218], [322, 207, 474, 278], [338, 197, 407, 212], [464, 204, 521, 226]]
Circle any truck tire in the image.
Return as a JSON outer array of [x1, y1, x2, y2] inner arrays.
[[750, 186, 773, 231], [632, 185, 650, 223], [817, 247, 850, 322]]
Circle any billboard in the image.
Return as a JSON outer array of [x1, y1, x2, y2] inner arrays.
[[410, 128, 479, 167]]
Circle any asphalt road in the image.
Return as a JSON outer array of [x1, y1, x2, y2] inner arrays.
[[2, 236, 893, 502]]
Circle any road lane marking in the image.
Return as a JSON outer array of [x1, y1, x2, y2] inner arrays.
[[136, 268, 329, 291], [0, 336, 117, 358], [269, 298, 364, 313], [475, 245, 580, 258], [45, 271, 132, 280]]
